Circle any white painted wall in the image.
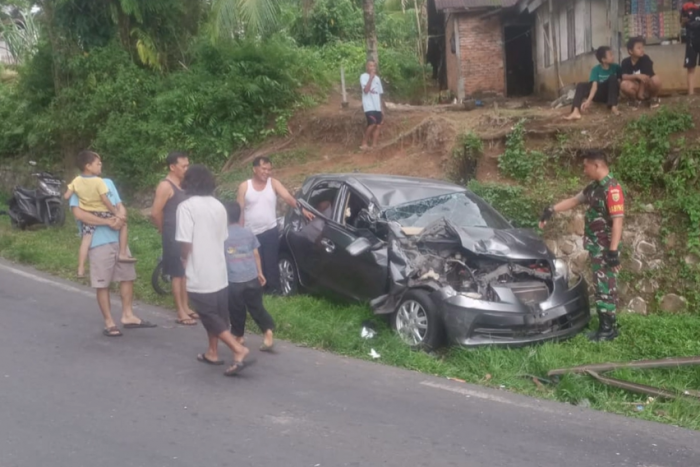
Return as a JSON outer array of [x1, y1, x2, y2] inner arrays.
[[558, 5, 568, 61], [574, 0, 588, 55]]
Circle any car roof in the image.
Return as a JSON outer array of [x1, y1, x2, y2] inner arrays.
[[304, 174, 467, 209]]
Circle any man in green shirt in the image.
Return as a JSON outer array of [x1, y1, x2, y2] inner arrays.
[[564, 46, 622, 120]]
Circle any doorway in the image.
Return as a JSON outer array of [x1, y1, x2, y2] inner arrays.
[[504, 24, 534, 97]]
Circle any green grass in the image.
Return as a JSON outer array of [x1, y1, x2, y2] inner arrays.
[[1, 212, 699, 430]]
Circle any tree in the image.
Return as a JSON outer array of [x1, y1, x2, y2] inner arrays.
[[209, 0, 279, 42], [362, 0, 377, 64]]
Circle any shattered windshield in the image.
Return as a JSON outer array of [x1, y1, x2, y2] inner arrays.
[[384, 192, 512, 230]]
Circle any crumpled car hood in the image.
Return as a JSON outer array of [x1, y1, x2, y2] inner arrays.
[[452, 226, 552, 260]]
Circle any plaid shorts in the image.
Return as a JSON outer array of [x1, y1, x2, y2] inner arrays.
[[82, 211, 113, 236]]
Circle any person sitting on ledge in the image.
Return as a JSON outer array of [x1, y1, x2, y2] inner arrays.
[[620, 37, 662, 108], [564, 46, 621, 121]]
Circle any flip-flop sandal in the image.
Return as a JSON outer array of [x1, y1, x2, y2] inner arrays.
[[176, 318, 197, 326], [188, 313, 200, 320], [103, 326, 123, 337], [224, 359, 257, 377], [197, 353, 224, 366], [260, 343, 275, 352], [123, 320, 157, 329]]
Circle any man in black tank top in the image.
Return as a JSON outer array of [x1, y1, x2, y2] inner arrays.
[[151, 152, 198, 326]]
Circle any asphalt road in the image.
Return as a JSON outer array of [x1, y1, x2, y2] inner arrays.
[[0, 259, 698, 467]]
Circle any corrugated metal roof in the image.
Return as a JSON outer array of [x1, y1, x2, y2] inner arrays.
[[434, 0, 518, 10]]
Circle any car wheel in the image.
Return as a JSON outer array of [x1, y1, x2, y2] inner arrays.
[[278, 253, 299, 297], [392, 289, 446, 350]]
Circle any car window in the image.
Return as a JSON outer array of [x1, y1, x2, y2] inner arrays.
[[384, 192, 511, 230], [308, 181, 341, 220], [342, 189, 369, 228]]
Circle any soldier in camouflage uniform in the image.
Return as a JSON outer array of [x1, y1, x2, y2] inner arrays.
[[539, 149, 624, 341]]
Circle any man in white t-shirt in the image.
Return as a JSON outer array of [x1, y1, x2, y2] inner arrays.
[[176, 164, 253, 377], [360, 60, 386, 151]]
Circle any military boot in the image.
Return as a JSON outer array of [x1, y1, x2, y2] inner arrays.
[[587, 312, 619, 342]]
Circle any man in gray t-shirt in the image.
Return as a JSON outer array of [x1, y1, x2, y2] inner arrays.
[[224, 202, 276, 351]]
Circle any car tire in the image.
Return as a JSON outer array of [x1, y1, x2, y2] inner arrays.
[[278, 253, 300, 297], [391, 289, 446, 350], [151, 258, 171, 296]]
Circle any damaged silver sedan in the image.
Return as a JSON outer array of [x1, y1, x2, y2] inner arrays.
[[278, 174, 591, 349]]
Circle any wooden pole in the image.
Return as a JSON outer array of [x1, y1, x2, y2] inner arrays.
[[341, 65, 348, 108]]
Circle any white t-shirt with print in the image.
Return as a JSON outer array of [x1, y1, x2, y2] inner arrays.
[[175, 196, 229, 294], [360, 73, 383, 112]]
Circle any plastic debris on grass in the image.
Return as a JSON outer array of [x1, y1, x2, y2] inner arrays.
[[369, 349, 381, 359]]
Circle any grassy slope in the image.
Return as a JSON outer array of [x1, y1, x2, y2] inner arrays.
[[0, 211, 699, 430]]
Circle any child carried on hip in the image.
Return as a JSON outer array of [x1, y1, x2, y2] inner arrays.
[[63, 151, 136, 277]]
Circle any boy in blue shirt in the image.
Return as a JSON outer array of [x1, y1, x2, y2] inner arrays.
[[565, 46, 622, 120], [224, 202, 276, 351]]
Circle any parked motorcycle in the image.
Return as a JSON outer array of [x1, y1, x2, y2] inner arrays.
[[7, 161, 65, 230]]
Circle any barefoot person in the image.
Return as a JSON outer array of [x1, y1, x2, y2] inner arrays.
[[224, 202, 276, 351], [151, 151, 198, 326], [237, 156, 312, 295], [620, 37, 663, 108], [564, 46, 621, 120], [69, 176, 156, 337], [176, 165, 253, 376], [360, 60, 385, 150], [539, 150, 624, 342]]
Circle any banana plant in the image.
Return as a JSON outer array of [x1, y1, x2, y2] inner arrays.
[[0, 7, 39, 64]]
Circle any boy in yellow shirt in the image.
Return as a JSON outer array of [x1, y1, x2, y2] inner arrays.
[[64, 151, 136, 277]]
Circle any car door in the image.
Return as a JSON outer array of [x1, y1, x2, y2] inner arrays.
[[313, 185, 389, 301], [286, 181, 342, 290]]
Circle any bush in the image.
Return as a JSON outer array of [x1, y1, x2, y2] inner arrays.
[[450, 132, 482, 184], [468, 181, 539, 229], [498, 120, 546, 182], [318, 41, 426, 102], [618, 107, 693, 190], [0, 38, 330, 190]]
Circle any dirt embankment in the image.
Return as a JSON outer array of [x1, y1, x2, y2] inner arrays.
[[221, 91, 667, 192]]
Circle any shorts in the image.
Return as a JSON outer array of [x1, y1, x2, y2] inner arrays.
[[189, 287, 230, 336], [365, 111, 383, 127], [89, 242, 137, 289], [685, 43, 700, 68], [161, 231, 185, 278], [82, 211, 113, 236]]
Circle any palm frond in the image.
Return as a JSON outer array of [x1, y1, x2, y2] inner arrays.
[[209, 0, 279, 41]]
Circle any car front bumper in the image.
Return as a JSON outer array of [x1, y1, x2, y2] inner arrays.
[[434, 274, 591, 347]]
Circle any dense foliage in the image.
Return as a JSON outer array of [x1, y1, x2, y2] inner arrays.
[[0, 0, 427, 189]]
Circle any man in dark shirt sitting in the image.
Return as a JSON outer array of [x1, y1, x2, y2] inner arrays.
[[564, 46, 621, 120], [620, 37, 662, 108]]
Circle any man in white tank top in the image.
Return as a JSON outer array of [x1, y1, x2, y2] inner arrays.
[[237, 156, 310, 294]]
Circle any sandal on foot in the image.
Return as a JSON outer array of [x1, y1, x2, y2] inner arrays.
[[197, 353, 224, 366], [123, 320, 157, 329], [260, 343, 275, 352], [176, 318, 197, 326], [224, 359, 257, 377], [188, 313, 200, 320], [103, 326, 123, 337]]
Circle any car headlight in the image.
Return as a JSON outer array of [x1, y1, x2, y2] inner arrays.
[[554, 259, 569, 281]]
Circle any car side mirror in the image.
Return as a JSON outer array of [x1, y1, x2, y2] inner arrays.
[[346, 236, 372, 256]]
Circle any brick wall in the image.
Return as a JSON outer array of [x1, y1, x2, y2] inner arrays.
[[456, 14, 505, 96]]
